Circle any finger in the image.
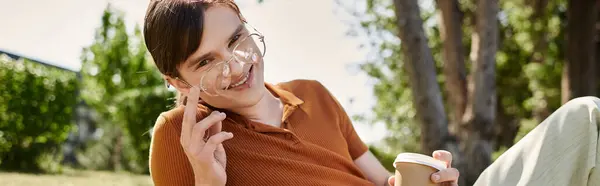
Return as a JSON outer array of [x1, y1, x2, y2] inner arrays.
[[433, 150, 453, 167], [207, 119, 224, 138], [181, 86, 201, 144], [190, 111, 226, 144], [202, 132, 234, 155], [197, 112, 226, 140], [388, 176, 395, 186], [431, 168, 460, 183], [215, 143, 227, 166]]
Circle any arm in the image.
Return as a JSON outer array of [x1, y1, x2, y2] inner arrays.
[[354, 151, 393, 186]]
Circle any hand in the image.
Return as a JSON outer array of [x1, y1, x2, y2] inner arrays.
[[430, 150, 459, 186], [387, 150, 460, 186], [180, 87, 233, 186]]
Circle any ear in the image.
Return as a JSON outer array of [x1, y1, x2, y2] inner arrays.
[[164, 75, 192, 95], [239, 14, 247, 23]]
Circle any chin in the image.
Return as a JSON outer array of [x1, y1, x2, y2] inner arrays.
[[232, 82, 266, 108], [208, 81, 265, 110]]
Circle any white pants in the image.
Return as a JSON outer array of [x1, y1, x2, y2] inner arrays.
[[474, 97, 600, 186]]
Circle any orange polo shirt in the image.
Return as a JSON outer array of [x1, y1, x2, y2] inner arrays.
[[149, 80, 373, 186]]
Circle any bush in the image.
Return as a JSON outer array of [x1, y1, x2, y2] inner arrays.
[[0, 56, 79, 172]]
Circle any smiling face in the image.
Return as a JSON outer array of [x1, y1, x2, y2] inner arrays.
[[144, 1, 268, 109], [176, 6, 267, 108]]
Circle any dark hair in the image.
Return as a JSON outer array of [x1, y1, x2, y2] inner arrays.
[[143, 0, 244, 78], [143, 0, 244, 106]]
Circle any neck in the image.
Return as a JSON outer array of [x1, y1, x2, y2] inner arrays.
[[230, 86, 283, 127]]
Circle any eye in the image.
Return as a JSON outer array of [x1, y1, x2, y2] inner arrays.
[[228, 34, 242, 48], [195, 59, 209, 70]]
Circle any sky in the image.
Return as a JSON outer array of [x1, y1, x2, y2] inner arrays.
[[0, 0, 387, 143]]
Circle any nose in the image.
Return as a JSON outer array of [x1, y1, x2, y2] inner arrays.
[[218, 48, 248, 85]]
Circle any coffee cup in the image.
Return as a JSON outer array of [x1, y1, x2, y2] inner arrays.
[[393, 153, 447, 186]]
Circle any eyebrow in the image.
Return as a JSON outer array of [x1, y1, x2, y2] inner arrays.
[[187, 24, 245, 68]]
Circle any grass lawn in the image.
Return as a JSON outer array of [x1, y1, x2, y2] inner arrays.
[[0, 170, 153, 186]]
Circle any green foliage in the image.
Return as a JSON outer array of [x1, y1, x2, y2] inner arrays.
[[115, 87, 174, 172], [78, 5, 174, 174], [499, 0, 566, 118], [0, 56, 78, 172]]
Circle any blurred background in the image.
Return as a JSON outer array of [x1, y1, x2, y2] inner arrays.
[[0, 0, 597, 185]]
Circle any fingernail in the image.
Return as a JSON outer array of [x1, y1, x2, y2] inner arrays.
[[432, 174, 440, 181]]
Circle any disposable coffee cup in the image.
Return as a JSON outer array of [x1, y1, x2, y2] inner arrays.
[[393, 153, 447, 186]]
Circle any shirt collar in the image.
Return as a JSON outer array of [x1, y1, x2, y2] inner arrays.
[[265, 83, 304, 107]]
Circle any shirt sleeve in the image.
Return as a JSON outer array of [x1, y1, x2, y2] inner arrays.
[[149, 114, 195, 186], [313, 81, 369, 160]]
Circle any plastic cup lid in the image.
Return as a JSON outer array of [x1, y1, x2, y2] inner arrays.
[[393, 153, 447, 171]]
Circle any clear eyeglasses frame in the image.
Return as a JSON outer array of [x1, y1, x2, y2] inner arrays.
[[168, 23, 266, 97]]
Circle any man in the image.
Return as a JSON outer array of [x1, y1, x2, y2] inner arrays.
[[144, 0, 459, 185], [145, 0, 600, 186]]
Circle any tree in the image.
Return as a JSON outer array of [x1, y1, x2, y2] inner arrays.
[[436, 0, 467, 136], [562, 0, 597, 103], [460, 0, 498, 183], [392, 0, 498, 184], [342, 0, 571, 184], [391, 0, 454, 157], [78, 5, 174, 173]]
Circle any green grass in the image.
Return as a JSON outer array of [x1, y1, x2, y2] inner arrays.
[[0, 170, 152, 186]]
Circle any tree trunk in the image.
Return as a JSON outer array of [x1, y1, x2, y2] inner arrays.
[[437, 0, 468, 136], [462, 0, 498, 185], [392, 0, 454, 156], [597, 7, 600, 96], [435, 2, 468, 184], [494, 100, 520, 150], [563, 0, 598, 104], [111, 129, 123, 171], [528, 0, 550, 19]]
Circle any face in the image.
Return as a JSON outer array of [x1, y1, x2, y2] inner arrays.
[[168, 6, 267, 109]]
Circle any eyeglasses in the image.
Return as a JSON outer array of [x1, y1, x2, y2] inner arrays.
[[174, 24, 266, 96]]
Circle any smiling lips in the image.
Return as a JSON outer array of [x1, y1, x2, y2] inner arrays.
[[227, 65, 253, 89]]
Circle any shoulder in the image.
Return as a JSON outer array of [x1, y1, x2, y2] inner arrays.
[[149, 108, 196, 186], [150, 108, 183, 147], [152, 105, 211, 138], [152, 107, 183, 137], [275, 79, 332, 99], [274, 79, 343, 112]]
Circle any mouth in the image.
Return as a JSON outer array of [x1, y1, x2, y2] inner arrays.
[[227, 65, 254, 90]]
